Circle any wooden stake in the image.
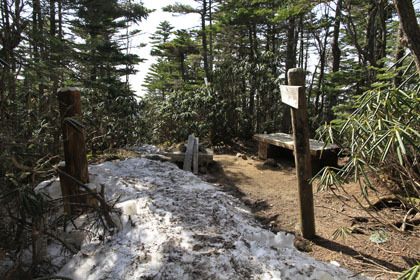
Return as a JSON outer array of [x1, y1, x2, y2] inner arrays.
[[288, 68, 315, 239], [183, 135, 195, 172], [57, 88, 90, 215], [193, 137, 199, 174]]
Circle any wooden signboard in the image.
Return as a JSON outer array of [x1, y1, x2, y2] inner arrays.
[[280, 85, 302, 109]]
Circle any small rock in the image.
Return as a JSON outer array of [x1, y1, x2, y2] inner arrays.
[[251, 156, 257, 160], [236, 153, 247, 160], [263, 158, 277, 167], [330, 261, 340, 267]]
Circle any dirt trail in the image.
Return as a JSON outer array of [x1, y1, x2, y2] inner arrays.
[[205, 152, 420, 280]]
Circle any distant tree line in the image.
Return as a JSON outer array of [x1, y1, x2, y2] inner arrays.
[[142, 0, 419, 145]]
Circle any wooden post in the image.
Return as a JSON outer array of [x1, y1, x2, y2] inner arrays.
[[193, 137, 199, 174], [183, 135, 195, 171], [57, 88, 90, 215], [287, 68, 315, 239]]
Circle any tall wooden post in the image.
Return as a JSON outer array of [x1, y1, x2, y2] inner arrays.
[[283, 68, 315, 239], [57, 88, 89, 215]]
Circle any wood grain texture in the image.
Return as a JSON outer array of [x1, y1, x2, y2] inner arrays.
[[58, 88, 90, 214], [193, 137, 199, 175], [183, 135, 195, 171], [288, 68, 315, 240]]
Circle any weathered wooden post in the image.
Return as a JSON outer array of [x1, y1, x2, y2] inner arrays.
[[280, 68, 315, 239], [57, 88, 90, 215]]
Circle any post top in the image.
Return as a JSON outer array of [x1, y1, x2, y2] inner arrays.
[[287, 68, 305, 86], [288, 68, 304, 74], [58, 87, 81, 93]]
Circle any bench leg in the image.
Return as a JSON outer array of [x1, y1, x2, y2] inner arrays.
[[311, 153, 338, 174], [258, 142, 268, 159]]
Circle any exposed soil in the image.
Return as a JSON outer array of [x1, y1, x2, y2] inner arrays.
[[203, 140, 420, 280]]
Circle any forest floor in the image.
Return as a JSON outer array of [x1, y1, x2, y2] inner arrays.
[[201, 140, 420, 280]]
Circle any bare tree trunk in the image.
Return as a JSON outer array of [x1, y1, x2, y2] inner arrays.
[[298, 16, 304, 68], [393, 22, 406, 88], [208, 0, 213, 80], [282, 16, 297, 133], [393, 0, 420, 74], [201, 0, 210, 83], [248, 24, 257, 137], [327, 0, 342, 121], [314, 25, 329, 116]]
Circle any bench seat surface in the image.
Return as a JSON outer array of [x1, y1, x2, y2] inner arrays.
[[254, 132, 338, 157]]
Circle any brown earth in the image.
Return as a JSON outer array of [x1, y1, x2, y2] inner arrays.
[[202, 141, 420, 280]]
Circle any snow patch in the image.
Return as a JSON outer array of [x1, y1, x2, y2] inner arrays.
[[36, 156, 367, 279]]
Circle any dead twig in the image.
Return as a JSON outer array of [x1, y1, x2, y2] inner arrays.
[[55, 168, 116, 229], [401, 208, 415, 232]]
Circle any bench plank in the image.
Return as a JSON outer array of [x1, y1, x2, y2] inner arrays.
[[254, 132, 338, 157]]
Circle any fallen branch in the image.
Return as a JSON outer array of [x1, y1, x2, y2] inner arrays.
[[401, 208, 415, 231], [55, 168, 116, 229], [368, 195, 420, 210]]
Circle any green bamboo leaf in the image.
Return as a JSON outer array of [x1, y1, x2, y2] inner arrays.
[[397, 146, 404, 165], [408, 266, 419, 280], [395, 129, 406, 155], [367, 130, 391, 154], [353, 158, 359, 183], [381, 137, 393, 162], [387, 52, 411, 71], [328, 125, 334, 144], [407, 127, 420, 140], [360, 166, 377, 192]]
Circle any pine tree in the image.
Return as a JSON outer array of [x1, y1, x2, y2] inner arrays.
[[70, 0, 149, 149]]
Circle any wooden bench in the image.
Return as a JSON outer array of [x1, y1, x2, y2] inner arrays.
[[254, 132, 339, 173]]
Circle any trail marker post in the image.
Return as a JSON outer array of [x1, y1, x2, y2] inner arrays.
[[57, 88, 90, 215], [280, 68, 315, 239]]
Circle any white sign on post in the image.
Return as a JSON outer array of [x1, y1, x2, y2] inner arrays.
[[280, 85, 302, 109]]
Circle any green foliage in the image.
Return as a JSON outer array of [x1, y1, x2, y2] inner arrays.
[[398, 263, 420, 280], [332, 226, 353, 242], [0, 0, 149, 276], [142, 86, 221, 144], [70, 0, 149, 151], [144, 28, 201, 96], [315, 64, 420, 214]]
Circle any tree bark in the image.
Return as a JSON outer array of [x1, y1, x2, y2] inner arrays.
[[58, 88, 90, 215], [393, 22, 405, 88], [393, 0, 420, 74], [327, 0, 342, 121], [282, 16, 297, 133], [201, 0, 210, 83], [208, 0, 213, 81]]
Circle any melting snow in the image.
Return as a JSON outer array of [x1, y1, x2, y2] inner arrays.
[[36, 156, 367, 280]]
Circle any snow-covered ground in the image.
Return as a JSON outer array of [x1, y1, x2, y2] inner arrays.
[[34, 155, 368, 280]]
